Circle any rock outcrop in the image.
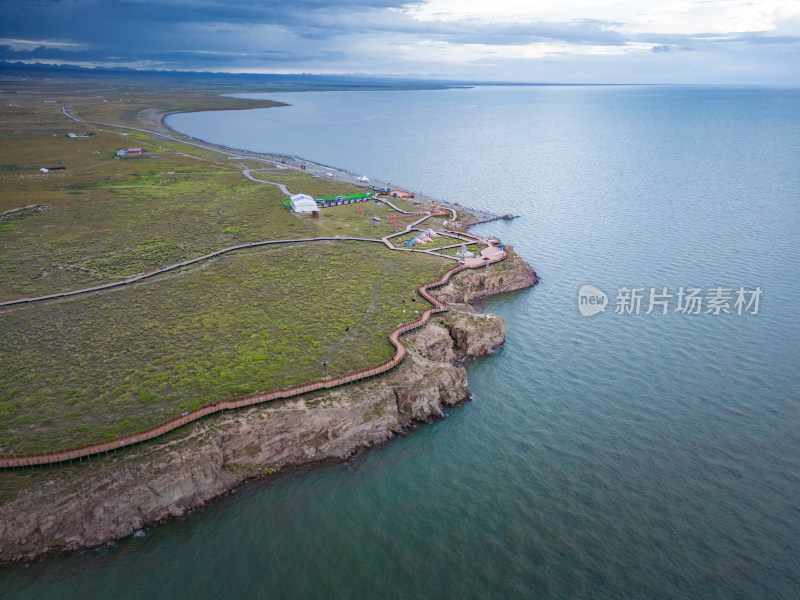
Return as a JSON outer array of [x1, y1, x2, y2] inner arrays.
[[441, 311, 507, 359], [435, 245, 538, 306], [0, 250, 537, 564], [405, 311, 507, 362]]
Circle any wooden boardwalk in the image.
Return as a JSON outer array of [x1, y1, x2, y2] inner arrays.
[[1, 110, 504, 469], [0, 249, 506, 469]]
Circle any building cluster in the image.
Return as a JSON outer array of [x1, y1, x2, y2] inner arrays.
[[287, 193, 375, 214]]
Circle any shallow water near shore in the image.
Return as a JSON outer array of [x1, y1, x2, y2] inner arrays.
[[4, 86, 800, 598]]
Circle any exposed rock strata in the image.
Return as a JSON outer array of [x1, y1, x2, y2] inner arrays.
[[441, 311, 507, 360], [435, 245, 539, 306], [0, 252, 537, 564]]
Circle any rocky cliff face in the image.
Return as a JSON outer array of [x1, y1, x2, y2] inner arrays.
[[435, 246, 539, 306], [0, 353, 468, 564], [0, 251, 536, 564], [441, 311, 507, 359]]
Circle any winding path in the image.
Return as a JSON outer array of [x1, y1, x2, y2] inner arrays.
[[0, 107, 506, 469], [1, 237, 385, 308], [241, 168, 292, 196]]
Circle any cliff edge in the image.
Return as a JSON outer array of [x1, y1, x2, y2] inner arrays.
[[0, 251, 537, 564]]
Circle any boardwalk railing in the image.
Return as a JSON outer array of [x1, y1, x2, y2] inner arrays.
[[0, 251, 506, 469], [391, 213, 427, 221]]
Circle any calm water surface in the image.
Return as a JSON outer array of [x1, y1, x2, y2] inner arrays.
[[4, 86, 800, 599]]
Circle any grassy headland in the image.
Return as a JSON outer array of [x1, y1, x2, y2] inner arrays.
[[0, 75, 458, 454], [1, 243, 445, 453]]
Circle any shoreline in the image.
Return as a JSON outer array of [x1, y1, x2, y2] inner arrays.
[[158, 110, 502, 222], [0, 252, 538, 565], [2, 103, 523, 461], [0, 100, 539, 564]]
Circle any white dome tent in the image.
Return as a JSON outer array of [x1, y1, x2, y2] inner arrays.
[[290, 194, 319, 213]]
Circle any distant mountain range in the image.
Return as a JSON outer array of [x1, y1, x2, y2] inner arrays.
[[0, 60, 486, 89]]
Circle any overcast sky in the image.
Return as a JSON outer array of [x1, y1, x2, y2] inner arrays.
[[1, 0, 798, 83]]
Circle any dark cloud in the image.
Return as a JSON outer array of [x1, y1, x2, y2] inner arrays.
[[0, 0, 798, 81], [0, 0, 418, 70], [0, 45, 97, 61], [155, 48, 349, 66], [649, 44, 694, 53], [0, 0, 634, 72], [0, 1, 625, 47]]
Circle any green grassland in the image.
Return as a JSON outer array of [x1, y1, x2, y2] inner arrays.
[[239, 163, 364, 195], [0, 79, 459, 455], [312, 199, 422, 238], [71, 92, 286, 131], [0, 131, 430, 300], [0, 242, 446, 453]]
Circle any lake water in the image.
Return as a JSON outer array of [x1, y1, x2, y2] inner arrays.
[[4, 86, 800, 598]]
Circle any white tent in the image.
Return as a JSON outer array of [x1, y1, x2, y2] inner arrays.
[[357, 175, 370, 182], [456, 244, 475, 259], [290, 193, 318, 213]]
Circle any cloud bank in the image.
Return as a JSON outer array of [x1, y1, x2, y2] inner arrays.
[[1, 0, 798, 83]]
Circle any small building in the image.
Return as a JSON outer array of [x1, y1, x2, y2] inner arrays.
[[290, 194, 319, 213]]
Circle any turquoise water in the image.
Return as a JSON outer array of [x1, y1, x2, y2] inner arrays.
[[4, 86, 800, 598]]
